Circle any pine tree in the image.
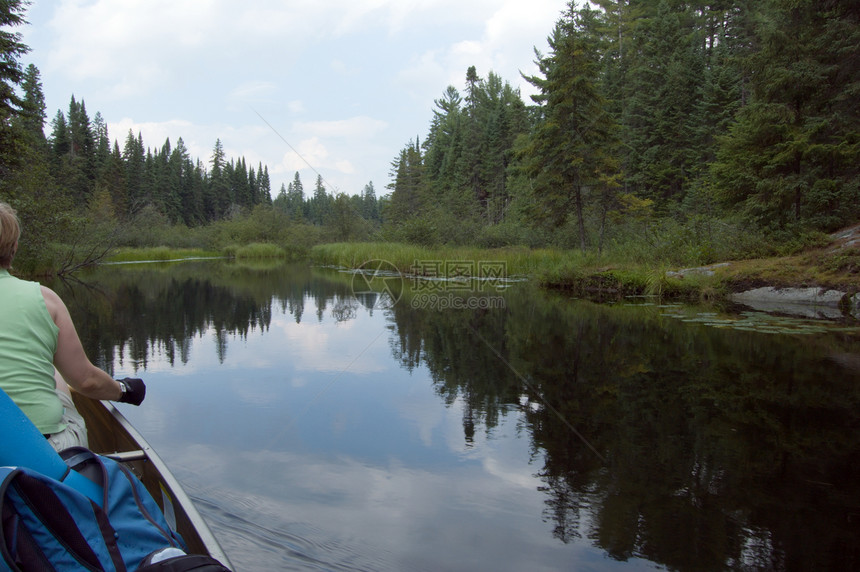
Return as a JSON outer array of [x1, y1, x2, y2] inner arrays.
[[231, 157, 250, 208], [64, 96, 97, 202], [712, 0, 860, 230], [361, 181, 379, 221], [258, 164, 271, 205], [48, 110, 70, 169], [518, 3, 619, 250], [91, 111, 110, 178], [456, 67, 487, 220], [248, 165, 257, 206], [273, 183, 289, 213], [331, 192, 356, 240], [286, 172, 305, 220], [479, 72, 528, 223], [123, 130, 146, 214], [17, 64, 47, 151], [98, 141, 127, 218], [308, 174, 331, 225], [386, 140, 425, 227], [415, 67, 529, 235], [207, 139, 228, 220], [0, 0, 29, 179]]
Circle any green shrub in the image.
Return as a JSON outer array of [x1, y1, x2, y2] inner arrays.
[[233, 243, 287, 259], [106, 247, 221, 262]]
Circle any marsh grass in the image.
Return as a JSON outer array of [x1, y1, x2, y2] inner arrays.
[[230, 243, 288, 259], [106, 247, 221, 263], [312, 241, 721, 301], [311, 242, 569, 277]]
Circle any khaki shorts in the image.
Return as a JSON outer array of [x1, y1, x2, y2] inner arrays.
[[45, 390, 88, 452]]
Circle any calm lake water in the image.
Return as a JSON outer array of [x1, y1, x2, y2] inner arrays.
[[49, 259, 860, 571]]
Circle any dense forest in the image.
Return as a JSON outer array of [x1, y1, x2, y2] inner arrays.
[[385, 0, 859, 253], [1, 0, 858, 274]]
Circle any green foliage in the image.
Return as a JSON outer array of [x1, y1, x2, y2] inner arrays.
[[520, 5, 620, 252], [711, 0, 860, 231], [821, 249, 860, 275], [311, 241, 569, 278], [0, 0, 29, 179], [475, 221, 529, 248], [4, 0, 858, 274], [382, 217, 440, 246], [232, 242, 287, 260], [106, 247, 219, 262]]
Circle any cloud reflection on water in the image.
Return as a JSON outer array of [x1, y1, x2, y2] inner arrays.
[[115, 295, 650, 570]]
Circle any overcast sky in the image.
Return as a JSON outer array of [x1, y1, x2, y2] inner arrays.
[[20, 1, 566, 198]]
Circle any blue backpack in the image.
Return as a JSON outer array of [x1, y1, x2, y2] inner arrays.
[[0, 447, 187, 571]]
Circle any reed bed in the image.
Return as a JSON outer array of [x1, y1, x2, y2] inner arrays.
[[310, 242, 574, 278], [228, 243, 288, 260], [106, 247, 221, 262], [310, 242, 723, 302]]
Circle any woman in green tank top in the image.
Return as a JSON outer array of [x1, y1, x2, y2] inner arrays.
[[0, 201, 147, 451]]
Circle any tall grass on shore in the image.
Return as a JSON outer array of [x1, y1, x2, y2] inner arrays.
[[311, 242, 727, 302], [106, 247, 221, 263], [310, 242, 570, 277], [108, 243, 288, 263], [223, 243, 288, 259]]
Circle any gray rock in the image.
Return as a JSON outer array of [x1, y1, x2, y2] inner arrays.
[[666, 262, 730, 279], [730, 287, 848, 319]]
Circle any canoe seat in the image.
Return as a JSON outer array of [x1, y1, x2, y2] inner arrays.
[[103, 450, 147, 463]]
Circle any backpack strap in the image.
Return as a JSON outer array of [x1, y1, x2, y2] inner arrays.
[[0, 466, 126, 571], [61, 447, 188, 565]]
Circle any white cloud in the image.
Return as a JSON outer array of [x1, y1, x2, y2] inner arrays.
[[286, 100, 306, 114], [295, 117, 388, 139], [25, 0, 564, 197], [229, 81, 278, 102], [334, 160, 355, 175], [280, 137, 329, 174]]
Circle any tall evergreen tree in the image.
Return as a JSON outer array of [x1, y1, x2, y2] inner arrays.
[[258, 164, 271, 205], [91, 111, 110, 178], [424, 85, 463, 186], [273, 183, 289, 214], [248, 164, 257, 206], [123, 130, 146, 213], [330, 192, 357, 240], [361, 181, 379, 221], [207, 139, 228, 220], [518, 3, 619, 250], [308, 174, 331, 225], [285, 171, 305, 220], [98, 140, 126, 217], [48, 110, 69, 163], [386, 140, 425, 227], [712, 0, 860, 230], [230, 157, 250, 208], [17, 64, 47, 151], [0, 0, 29, 180]]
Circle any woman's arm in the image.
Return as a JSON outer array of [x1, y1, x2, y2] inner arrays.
[[41, 285, 124, 401]]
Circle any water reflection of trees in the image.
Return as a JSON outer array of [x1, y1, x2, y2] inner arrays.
[[52, 261, 354, 371], [387, 287, 860, 571], [54, 263, 860, 570]]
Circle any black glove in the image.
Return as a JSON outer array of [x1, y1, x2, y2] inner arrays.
[[117, 377, 146, 406]]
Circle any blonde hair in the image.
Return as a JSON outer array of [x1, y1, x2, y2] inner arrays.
[[0, 202, 22, 268]]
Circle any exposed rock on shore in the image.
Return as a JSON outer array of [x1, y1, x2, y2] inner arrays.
[[666, 224, 860, 319], [730, 287, 855, 319]]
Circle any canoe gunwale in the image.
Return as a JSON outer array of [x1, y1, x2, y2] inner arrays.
[[71, 394, 232, 569]]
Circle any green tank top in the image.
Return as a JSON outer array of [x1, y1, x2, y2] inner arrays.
[[0, 269, 63, 434]]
